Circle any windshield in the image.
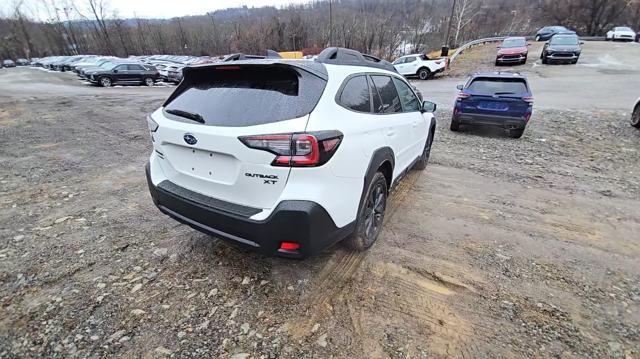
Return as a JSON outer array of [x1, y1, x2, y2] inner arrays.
[[550, 36, 579, 45], [502, 38, 526, 48]]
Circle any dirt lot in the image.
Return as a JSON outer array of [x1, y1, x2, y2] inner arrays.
[[1, 49, 640, 359]]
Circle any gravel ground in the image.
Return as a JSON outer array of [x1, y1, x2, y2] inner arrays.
[[0, 68, 639, 358]]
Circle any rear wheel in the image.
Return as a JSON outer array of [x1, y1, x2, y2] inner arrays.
[[99, 76, 112, 87], [143, 77, 154, 86], [418, 68, 431, 80], [344, 172, 387, 251], [414, 128, 434, 170], [631, 106, 640, 128], [450, 118, 460, 131], [509, 129, 524, 139]]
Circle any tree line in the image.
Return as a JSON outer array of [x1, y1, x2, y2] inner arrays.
[[1, 0, 638, 61]]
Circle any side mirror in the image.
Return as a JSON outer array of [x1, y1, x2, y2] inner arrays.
[[580, 41, 585, 45], [113, 69, 118, 73], [422, 101, 437, 113], [456, 84, 464, 91]]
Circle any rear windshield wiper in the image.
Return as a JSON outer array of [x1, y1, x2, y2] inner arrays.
[[165, 109, 205, 124]]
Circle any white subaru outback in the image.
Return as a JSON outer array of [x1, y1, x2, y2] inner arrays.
[[145, 47, 437, 258]]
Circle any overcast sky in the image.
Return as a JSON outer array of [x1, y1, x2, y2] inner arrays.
[[107, 0, 311, 18], [3, 0, 312, 20]]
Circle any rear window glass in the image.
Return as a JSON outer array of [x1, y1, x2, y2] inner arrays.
[[164, 66, 327, 127], [467, 78, 528, 94], [339, 75, 371, 112]]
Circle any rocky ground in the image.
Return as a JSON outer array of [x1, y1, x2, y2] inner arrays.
[[0, 67, 639, 358]]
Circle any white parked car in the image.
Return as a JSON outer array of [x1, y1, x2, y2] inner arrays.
[[606, 27, 637, 42], [145, 48, 437, 258], [393, 54, 447, 80]]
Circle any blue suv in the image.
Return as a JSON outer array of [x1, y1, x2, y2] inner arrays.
[[451, 72, 533, 138]]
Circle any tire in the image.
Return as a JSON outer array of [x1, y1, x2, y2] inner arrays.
[[572, 59, 578, 64], [450, 118, 460, 131], [143, 77, 154, 86], [344, 172, 388, 251], [99, 76, 112, 87], [521, 56, 528, 65], [417, 68, 431, 80], [509, 129, 524, 139], [414, 128, 434, 170], [542, 55, 548, 65], [495, 60, 500, 66], [631, 106, 640, 128]]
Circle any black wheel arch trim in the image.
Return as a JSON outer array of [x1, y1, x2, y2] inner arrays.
[[357, 147, 394, 218]]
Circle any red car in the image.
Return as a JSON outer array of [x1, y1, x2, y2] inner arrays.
[[495, 37, 530, 66]]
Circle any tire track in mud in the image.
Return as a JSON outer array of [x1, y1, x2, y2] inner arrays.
[[287, 171, 421, 338], [362, 261, 493, 357]]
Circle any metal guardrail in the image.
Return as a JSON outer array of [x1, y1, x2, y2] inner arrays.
[[448, 36, 508, 65], [448, 35, 608, 66]]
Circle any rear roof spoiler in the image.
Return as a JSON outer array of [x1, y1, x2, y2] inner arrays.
[[315, 47, 397, 73]]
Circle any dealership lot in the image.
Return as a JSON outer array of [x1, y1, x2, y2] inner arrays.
[[1, 41, 639, 358]]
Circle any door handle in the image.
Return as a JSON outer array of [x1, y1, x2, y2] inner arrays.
[[387, 130, 396, 137]]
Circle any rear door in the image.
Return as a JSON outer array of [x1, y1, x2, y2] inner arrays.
[[127, 64, 145, 82], [461, 77, 531, 118], [369, 74, 415, 177], [151, 64, 327, 210]]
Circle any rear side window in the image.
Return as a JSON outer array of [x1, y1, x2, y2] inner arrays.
[[370, 75, 402, 113], [164, 66, 327, 127], [127, 64, 143, 71], [338, 75, 371, 112], [467, 78, 528, 94]]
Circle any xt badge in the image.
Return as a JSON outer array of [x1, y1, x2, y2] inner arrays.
[[245, 172, 279, 185]]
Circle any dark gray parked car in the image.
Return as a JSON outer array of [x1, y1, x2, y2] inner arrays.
[[541, 34, 583, 64], [3, 59, 16, 68]]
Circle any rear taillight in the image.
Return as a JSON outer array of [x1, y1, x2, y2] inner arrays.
[[523, 96, 534, 104], [457, 92, 471, 100], [239, 131, 343, 167]]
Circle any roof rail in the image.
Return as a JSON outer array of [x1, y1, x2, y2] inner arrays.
[[265, 49, 282, 59], [315, 47, 397, 73]]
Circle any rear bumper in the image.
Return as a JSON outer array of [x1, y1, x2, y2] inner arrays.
[[145, 163, 354, 258], [454, 113, 528, 129]]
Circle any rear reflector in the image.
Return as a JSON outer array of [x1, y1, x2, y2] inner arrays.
[[457, 92, 471, 99], [280, 242, 300, 251], [239, 131, 343, 167]]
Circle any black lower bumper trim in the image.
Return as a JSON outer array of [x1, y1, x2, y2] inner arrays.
[[145, 163, 354, 258], [454, 114, 527, 129]]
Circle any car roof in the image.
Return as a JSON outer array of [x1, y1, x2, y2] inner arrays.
[[504, 36, 526, 40]]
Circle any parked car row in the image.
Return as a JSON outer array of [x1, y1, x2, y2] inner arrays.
[[535, 25, 638, 42], [495, 32, 583, 67]]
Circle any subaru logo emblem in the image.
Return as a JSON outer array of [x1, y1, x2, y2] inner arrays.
[[183, 133, 197, 145]]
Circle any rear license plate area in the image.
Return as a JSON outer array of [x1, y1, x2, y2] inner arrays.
[[478, 102, 508, 111]]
